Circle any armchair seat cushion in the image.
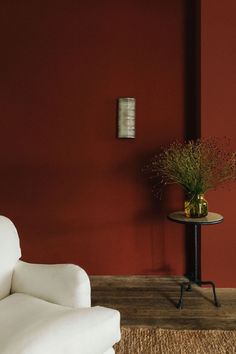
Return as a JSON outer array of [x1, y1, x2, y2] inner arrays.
[[0, 293, 120, 354]]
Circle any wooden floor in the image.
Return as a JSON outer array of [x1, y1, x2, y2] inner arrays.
[[90, 276, 236, 330]]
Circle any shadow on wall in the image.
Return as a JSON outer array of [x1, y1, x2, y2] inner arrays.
[[131, 152, 183, 275]]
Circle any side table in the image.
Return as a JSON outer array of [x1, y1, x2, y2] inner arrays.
[[168, 211, 224, 309]]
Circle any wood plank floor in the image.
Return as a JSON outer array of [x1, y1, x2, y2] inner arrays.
[[90, 276, 236, 330]]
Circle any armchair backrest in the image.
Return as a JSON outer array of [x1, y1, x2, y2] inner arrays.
[[0, 216, 21, 299]]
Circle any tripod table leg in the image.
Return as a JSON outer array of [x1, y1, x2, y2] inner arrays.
[[200, 281, 221, 307]]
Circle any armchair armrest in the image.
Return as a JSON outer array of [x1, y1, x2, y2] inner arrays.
[[11, 260, 91, 308]]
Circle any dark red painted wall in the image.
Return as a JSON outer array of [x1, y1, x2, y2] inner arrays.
[[0, 0, 187, 275], [3, 0, 235, 288], [201, 0, 236, 286]]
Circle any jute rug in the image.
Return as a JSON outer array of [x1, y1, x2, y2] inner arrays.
[[114, 327, 236, 354]]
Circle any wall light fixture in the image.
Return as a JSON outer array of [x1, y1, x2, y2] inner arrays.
[[117, 97, 136, 138]]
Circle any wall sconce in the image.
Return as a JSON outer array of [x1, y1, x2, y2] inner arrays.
[[117, 97, 136, 138]]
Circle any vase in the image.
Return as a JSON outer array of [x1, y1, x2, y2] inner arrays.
[[184, 194, 208, 218]]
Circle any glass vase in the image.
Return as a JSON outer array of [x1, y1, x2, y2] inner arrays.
[[184, 194, 208, 218]]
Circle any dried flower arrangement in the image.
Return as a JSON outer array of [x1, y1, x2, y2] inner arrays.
[[146, 137, 236, 217]]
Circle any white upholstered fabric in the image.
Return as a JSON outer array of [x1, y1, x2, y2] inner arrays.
[[0, 215, 120, 353], [103, 349, 115, 354], [0, 293, 120, 354], [12, 260, 91, 308], [0, 216, 21, 300]]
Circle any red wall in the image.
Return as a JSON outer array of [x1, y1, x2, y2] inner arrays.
[[0, 0, 187, 275], [2, 1, 234, 287], [201, 0, 236, 286]]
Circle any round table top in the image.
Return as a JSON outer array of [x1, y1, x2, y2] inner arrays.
[[167, 211, 224, 225]]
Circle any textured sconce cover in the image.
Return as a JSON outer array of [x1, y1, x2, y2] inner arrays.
[[118, 98, 136, 138]]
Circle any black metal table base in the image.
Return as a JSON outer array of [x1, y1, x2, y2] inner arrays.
[[176, 280, 221, 309], [167, 213, 224, 310]]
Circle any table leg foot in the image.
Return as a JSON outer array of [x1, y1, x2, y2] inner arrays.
[[199, 280, 221, 308], [176, 280, 220, 309], [176, 300, 184, 309], [176, 282, 188, 309]]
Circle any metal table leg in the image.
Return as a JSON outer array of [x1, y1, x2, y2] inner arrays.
[[176, 224, 220, 309]]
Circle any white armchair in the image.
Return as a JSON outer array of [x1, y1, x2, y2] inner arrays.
[[0, 216, 120, 354]]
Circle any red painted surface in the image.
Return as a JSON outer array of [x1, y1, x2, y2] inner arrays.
[[201, 0, 236, 286], [0, 1, 186, 275]]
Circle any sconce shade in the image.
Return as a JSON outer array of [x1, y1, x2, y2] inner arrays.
[[117, 97, 136, 138]]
